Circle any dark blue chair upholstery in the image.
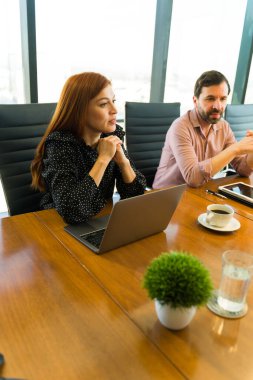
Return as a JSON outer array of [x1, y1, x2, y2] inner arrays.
[[0, 103, 56, 215], [225, 104, 253, 141], [125, 101, 180, 187]]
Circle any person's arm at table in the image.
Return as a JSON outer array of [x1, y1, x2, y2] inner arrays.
[[113, 143, 136, 183], [170, 124, 253, 187], [210, 134, 253, 174], [245, 130, 253, 168], [114, 143, 146, 197], [89, 135, 122, 186]]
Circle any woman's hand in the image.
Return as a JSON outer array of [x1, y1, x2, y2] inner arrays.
[[97, 136, 122, 162], [98, 136, 130, 167], [94, 136, 136, 184], [89, 136, 123, 186], [113, 143, 129, 167], [113, 143, 136, 183]]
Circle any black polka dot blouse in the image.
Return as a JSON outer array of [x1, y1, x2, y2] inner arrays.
[[41, 125, 146, 224]]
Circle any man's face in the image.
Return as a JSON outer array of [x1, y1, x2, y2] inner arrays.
[[193, 81, 229, 124]]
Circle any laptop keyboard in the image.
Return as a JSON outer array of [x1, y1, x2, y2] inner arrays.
[[80, 229, 106, 249]]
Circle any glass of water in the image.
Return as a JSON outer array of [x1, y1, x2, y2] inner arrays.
[[217, 250, 253, 313]]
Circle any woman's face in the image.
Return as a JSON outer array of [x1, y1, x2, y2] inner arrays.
[[86, 84, 117, 135]]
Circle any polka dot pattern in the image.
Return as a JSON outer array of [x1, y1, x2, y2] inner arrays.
[[41, 125, 146, 224]]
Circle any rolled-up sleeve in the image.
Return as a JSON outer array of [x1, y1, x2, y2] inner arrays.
[[169, 124, 212, 187], [115, 145, 147, 197]]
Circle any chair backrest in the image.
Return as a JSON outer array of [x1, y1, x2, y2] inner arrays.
[[125, 101, 180, 187], [0, 103, 56, 216], [225, 104, 253, 141]]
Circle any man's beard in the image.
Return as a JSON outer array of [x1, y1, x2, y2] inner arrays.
[[197, 105, 222, 124]]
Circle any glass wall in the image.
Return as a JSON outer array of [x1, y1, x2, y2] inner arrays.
[[245, 62, 253, 103], [35, 0, 156, 119], [0, 0, 23, 212], [164, 0, 248, 113], [0, 0, 24, 104]]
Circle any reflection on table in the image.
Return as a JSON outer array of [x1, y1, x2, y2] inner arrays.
[[0, 213, 182, 380]]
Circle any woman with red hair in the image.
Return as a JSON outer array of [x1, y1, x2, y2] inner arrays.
[[31, 72, 146, 224]]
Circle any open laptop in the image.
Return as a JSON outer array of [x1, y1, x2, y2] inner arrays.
[[64, 184, 186, 254]]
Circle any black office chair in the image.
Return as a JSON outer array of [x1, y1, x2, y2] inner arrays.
[[225, 104, 253, 141], [125, 101, 180, 187], [0, 103, 56, 216]]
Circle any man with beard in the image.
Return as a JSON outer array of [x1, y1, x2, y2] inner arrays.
[[153, 70, 253, 188]]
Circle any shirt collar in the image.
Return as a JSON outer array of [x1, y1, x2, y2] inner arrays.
[[189, 108, 222, 132]]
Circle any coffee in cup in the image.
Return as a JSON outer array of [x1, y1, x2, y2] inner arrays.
[[206, 204, 234, 227]]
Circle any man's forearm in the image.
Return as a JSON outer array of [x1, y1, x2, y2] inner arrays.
[[210, 145, 237, 176]]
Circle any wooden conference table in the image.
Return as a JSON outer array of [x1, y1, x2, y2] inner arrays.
[[1, 176, 253, 380]]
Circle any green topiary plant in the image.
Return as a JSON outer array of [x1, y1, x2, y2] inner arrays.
[[143, 251, 213, 308]]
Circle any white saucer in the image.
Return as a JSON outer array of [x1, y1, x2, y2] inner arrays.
[[198, 213, 240, 232]]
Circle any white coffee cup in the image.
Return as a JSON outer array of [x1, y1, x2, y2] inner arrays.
[[206, 204, 234, 227]]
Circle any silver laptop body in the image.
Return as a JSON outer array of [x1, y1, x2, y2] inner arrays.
[[64, 184, 186, 254]]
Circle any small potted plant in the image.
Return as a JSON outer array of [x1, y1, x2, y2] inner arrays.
[[142, 251, 213, 330]]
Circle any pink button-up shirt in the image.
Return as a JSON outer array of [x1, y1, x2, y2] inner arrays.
[[153, 109, 252, 188]]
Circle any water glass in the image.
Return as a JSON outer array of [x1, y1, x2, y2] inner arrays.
[[217, 250, 253, 313]]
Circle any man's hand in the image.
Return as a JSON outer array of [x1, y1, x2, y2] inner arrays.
[[235, 134, 253, 155]]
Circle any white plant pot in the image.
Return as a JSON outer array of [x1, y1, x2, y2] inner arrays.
[[155, 300, 197, 330]]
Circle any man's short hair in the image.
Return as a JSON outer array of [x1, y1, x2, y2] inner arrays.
[[194, 70, 230, 98]]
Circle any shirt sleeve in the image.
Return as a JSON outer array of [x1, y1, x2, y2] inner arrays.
[[115, 144, 147, 197], [42, 139, 108, 224], [42, 132, 146, 224], [169, 123, 212, 187]]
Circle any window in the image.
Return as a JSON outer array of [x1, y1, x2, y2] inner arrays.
[[245, 62, 253, 104], [35, 0, 156, 119], [164, 0, 247, 113], [0, 0, 24, 104]]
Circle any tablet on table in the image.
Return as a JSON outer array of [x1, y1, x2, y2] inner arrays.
[[218, 182, 253, 206]]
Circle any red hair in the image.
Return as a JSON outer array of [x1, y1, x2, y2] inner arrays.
[[31, 72, 111, 191]]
